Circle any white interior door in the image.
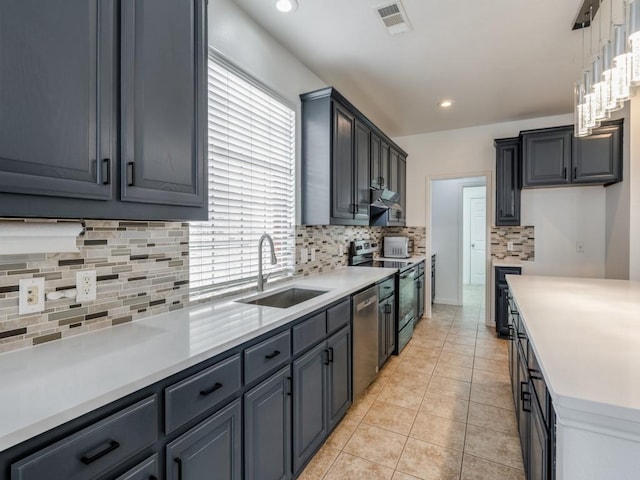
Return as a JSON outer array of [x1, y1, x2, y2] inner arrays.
[[469, 196, 486, 285]]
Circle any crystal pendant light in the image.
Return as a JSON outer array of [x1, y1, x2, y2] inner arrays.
[[584, 69, 599, 129], [603, 0, 624, 111], [613, 23, 633, 100], [592, 0, 610, 121], [575, 81, 590, 137], [629, 0, 640, 84]]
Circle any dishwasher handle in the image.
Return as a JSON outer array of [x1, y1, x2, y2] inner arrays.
[[356, 295, 377, 311]]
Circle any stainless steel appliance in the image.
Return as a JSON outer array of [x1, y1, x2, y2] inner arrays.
[[383, 236, 410, 258], [349, 240, 416, 356], [352, 285, 379, 399], [397, 266, 417, 352]]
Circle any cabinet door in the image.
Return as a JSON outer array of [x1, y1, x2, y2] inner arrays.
[[528, 387, 550, 480], [244, 367, 291, 480], [114, 454, 158, 480], [398, 156, 407, 223], [327, 326, 352, 430], [380, 140, 390, 189], [517, 345, 530, 473], [496, 284, 510, 337], [370, 133, 382, 188], [121, 0, 207, 207], [292, 342, 327, 474], [166, 399, 241, 480], [495, 138, 521, 226], [385, 296, 396, 357], [522, 128, 571, 187], [572, 121, 622, 184], [388, 149, 399, 193], [378, 301, 388, 368], [0, 0, 114, 201], [354, 120, 371, 221], [331, 103, 356, 220]]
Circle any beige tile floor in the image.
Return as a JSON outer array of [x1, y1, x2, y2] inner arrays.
[[299, 285, 525, 480]]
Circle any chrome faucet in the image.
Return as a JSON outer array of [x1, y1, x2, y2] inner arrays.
[[257, 233, 278, 292]]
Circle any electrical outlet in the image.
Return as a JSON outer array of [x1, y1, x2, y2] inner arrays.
[[300, 248, 308, 264], [310, 249, 316, 261], [576, 241, 585, 254], [339, 244, 344, 256], [76, 270, 97, 302], [19, 277, 45, 315], [507, 241, 514, 252]]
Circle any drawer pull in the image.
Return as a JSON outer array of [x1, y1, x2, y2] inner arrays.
[[328, 347, 334, 363], [265, 350, 281, 360], [199, 382, 223, 396], [529, 368, 543, 380], [80, 440, 120, 465]]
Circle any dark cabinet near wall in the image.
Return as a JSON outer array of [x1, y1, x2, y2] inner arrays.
[[495, 266, 521, 337], [495, 138, 521, 226], [521, 120, 622, 188], [301, 87, 407, 226], [377, 277, 396, 368], [0, 0, 208, 221]]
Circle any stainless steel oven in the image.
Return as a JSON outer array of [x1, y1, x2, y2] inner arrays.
[[397, 265, 417, 352]]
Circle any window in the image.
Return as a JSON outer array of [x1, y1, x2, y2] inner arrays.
[[189, 53, 296, 298]]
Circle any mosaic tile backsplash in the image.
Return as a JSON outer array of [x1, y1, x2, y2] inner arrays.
[[0, 220, 189, 353], [491, 226, 535, 261], [295, 225, 427, 276]]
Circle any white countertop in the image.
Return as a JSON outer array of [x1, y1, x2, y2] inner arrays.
[[491, 258, 526, 268], [374, 255, 426, 263], [0, 267, 396, 452], [507, 275, 640, 425]]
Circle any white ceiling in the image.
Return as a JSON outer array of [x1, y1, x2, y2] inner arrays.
[[231, 0, 588, 137]]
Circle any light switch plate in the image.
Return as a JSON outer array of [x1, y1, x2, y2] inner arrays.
[[310, 249, 316, 261], [507, 241, 514, 252], [19, 277, 45, 315], [300, 248, 308, 264]]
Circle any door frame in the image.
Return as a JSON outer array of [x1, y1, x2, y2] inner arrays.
[[425, 170, 492, 326]]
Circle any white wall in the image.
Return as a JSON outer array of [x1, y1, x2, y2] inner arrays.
[[520, 187, 606, 278], [208, 0, 327, 224], [394, 113, 613, 278], [630, 96, 640, 281], [432, 177, 485, 305], [605, 107, 631, 280]]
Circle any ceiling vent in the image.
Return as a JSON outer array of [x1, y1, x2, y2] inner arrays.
[[375, 1, 412, 35]]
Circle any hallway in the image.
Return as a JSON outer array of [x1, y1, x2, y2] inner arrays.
[[300, 288, 524, 480]]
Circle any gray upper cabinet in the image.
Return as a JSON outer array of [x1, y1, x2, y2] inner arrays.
[[398, 155, 407, 223], [522, 127, 572, 187], [331, 103, 357, 221], [572, 119, 622, 184], [121, 0, 207, 208], [0, 0, 207, 220], [0, 0, 114, 201], [495, 137, 521, 226], [521, 120, 622, 189], [166, 399, 242, 480], [300, 87, 406, 226]]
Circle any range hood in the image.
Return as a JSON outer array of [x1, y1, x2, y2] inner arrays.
[[370, 188, 400, 210]]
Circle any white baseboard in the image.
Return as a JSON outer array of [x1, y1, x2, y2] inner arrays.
[[434, 297, 461, 306]]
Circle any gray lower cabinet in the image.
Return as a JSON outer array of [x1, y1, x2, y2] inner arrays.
[[114, 454, 159, 480], [11, 397, 157, 480], [244, 367, 292, 480], [292, 326, 352, 474], [166, 399, 242, 480], [292, 342, 327, 474]]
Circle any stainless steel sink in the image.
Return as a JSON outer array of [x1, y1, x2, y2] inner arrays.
[[239, 288, 328, 308]]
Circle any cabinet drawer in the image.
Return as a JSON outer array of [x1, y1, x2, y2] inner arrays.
[[165, 354, 241, 434], [244, 331, 291, 385], [496, 267, 521, 285], [12, 396, 158, 480], [327, 298, 351, 334], [293, 312, 327, 355], [377, 278, 395, 301], [528, 344, 549, 428], [114, 454, 159, 480]]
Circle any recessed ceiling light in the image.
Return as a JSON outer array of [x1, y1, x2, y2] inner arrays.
[[275, 0, 298, 13], [438, 99, 454, 108]]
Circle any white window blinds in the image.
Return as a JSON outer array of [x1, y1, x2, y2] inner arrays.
[[189, 53, 296, 298]]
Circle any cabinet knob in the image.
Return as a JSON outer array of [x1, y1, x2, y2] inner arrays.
[[102, 158, 111, 185], [127, 162, 135, 187]]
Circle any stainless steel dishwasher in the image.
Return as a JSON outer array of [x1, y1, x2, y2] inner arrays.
[[352, 285, 379, 399]]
